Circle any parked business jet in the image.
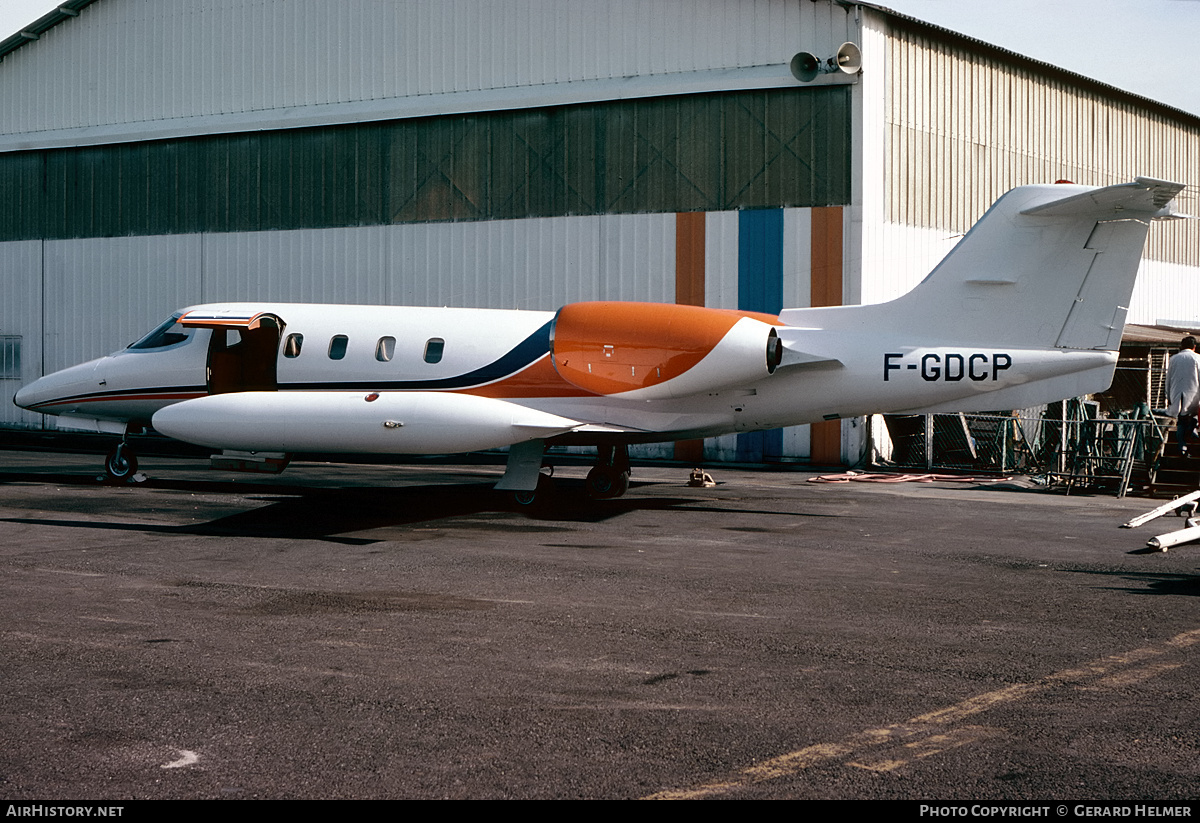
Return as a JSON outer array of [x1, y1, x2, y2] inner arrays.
[[14, 177, 1187, 501]]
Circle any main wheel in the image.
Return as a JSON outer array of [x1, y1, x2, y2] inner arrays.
[[104, 445, 138, 481], [511, 474, 555, 508], [586, 465, 630, 499], [512, 488, 538, 506]]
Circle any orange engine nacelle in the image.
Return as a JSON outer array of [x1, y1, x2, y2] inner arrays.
[[549, 302, 782, 400]]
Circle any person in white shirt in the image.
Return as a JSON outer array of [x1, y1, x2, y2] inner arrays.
[[1165, 336, 1200, 454]]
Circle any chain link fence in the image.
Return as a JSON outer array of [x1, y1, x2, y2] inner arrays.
[[870, 408, 1168, 495]]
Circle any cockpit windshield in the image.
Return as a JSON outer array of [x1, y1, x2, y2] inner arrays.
[[128, 313, 191, 350]]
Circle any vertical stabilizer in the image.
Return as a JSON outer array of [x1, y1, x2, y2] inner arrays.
[[780, 178, 1186, 353], [894, 177, 1184, 350]]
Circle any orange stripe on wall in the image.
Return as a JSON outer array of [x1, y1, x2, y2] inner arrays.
[[675, 211, 706, 307], [675, 211, 706, 463], [810, 206, 843, 465], [810, 206, 843, 308]]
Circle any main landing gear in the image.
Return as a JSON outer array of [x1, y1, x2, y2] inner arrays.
[[510, 471, 557, 508], [585, 444, 631, 500], [497, 441, 633, 508]]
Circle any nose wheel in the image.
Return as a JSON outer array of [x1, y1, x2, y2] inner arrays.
[[104, 443, 139, 481]]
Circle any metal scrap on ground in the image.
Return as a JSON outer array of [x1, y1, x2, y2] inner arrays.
[[1120, 489, 1200, 528], [1120, 490, 1200, 551], [1147, 519, 1200, 552]]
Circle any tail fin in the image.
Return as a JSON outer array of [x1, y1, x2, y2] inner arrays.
[[899, 177, 1183, 350], [781, 177, 1186, 350]]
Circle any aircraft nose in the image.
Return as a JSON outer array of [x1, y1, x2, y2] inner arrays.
[[13, 358, 107, 413], [13, 376, 47, 410]]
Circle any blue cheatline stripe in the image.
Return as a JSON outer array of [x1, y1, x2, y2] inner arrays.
[[282, 320, 553, 391], [737, 209, 784, 462]]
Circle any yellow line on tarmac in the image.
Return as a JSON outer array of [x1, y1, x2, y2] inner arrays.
[[645, 628, 1200, 800], [847, 725, 1004, 773]]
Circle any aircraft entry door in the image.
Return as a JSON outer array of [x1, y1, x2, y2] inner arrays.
[[178, 311, 285, 395]]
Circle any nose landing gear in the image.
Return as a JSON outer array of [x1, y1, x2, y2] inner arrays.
[[103, 432, 140, 482]]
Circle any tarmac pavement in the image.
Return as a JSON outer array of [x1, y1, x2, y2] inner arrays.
[[0, 449, 1196, 799]]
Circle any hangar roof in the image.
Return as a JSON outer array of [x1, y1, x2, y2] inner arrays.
[[0, 0, 97, 62]]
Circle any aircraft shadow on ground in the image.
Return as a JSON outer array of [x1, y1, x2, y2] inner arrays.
[[1, 467, 843, 542], [187, 481, 700, 540], [1067, 568, 1200, 598], [0, 476, 706, 543]]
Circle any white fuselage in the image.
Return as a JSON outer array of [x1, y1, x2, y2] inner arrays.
[[15, 301, 1117, 453]]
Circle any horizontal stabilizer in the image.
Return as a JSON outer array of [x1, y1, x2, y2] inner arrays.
[[1020, 177, 1186, 218]]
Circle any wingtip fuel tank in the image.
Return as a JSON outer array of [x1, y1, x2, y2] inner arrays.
[[152, 391, 581, 455]]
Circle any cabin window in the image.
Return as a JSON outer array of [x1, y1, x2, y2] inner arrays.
[[375, 336, 396, 362], [328, 335, 349, 360], [424, 338, 445, 364], [283, 333, 304, 358]]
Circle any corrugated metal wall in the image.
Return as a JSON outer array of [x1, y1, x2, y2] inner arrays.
[[0, 87, 851, 241], [0, 0, 859, 141], [0, 241, 42, 428], [199, 215, 678, 310], [43, 236, 204, 374], [882, 17, 1200, 269]]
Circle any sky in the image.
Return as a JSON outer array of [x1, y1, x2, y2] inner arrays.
[[1, 0, 1199, 118]]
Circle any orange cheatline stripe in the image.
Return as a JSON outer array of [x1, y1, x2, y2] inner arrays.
[[551, 302, 777, 396]]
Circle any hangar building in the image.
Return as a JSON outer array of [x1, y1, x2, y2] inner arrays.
[[2, 0, 1198, 465]]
